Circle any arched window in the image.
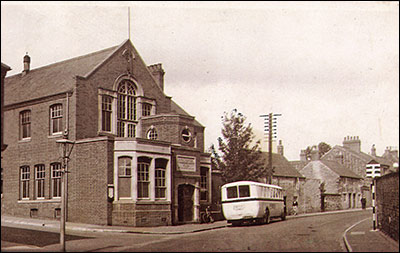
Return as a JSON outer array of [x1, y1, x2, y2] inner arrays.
[[117, 80, 137, 137], [147, 127, 158, 140]]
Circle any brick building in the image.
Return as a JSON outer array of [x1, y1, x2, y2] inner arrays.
[[1, 39, 212, 227], [261, 140, 306, 214], [300, 155, 363, 213], [321, 136, 398, 207], [1, 62, 12, 198], [1, 62, 11, 153]]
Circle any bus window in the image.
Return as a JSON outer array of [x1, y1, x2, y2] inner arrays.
[[239, 185, 250, 198], [227, 186, 238, 199]]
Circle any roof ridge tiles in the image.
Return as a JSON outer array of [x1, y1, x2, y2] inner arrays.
[[5, 44, 119, 79]]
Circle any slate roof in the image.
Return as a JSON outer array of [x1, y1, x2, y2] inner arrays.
[[1, 62, 11, 71], [320, 160, 362, 179], [4, 40, 201, 126], [170, 100, 203, 127], [322, 145, 396, 171], [4, 45, 119, 106], [262, 152, 305, 178]]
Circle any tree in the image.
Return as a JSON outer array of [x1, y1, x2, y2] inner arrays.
[[215, 109, 266, 183], [303, 142, 332, 160], [318, 142, 332, 157]]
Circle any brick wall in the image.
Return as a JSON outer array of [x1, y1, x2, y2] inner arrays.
[[68, 137, 113, 225], [112, 202, 171, 227], [272, 177, 305, 214], [376, 172, 399, 242], [1, 95, 72, 219]]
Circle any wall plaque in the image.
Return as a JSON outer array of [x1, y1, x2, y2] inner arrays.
[[177, 156, 196, 171]]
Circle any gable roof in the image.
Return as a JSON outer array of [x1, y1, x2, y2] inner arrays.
[[4, 44, 120, 106], [320, 160, 362, 179], [1, 62, 12, 71], [262, 152, 305, 178], [323, 145, 395, 170], [4, 40, 206, 129]]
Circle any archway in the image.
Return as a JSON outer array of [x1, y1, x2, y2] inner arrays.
[[178, 184, 195, 222]]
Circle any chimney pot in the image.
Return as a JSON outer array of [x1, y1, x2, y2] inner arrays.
[[23, 53, 31, 73]]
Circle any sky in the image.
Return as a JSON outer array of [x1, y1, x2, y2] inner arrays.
[[1, 1, 399, 160]]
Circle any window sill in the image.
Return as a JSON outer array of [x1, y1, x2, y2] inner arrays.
[[48, 133, 63, 138], [18, 199, 61, 203], [98, 131, 117, 137], [18, 138, 31, 143]]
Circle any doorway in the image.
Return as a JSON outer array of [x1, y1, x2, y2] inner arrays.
[[178, 184, 195, 222]]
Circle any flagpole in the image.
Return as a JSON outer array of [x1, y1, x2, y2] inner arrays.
[[128, 7, 131, 40]]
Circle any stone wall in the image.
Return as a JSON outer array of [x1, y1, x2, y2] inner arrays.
[[376, 172, 399, 242]]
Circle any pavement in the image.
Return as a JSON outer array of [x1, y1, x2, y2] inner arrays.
[[2, 208, 399, 252]]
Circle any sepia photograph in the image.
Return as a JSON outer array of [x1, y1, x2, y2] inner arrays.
[[1, 1, 399, 252]]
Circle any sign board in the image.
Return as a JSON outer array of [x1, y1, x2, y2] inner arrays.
[[177, 156, 196, 172], [366, 164, 381, 178]]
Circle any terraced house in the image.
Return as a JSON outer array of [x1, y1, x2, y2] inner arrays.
[[1, 39, 212, 227]]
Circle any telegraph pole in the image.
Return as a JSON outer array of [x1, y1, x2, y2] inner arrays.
[[260, 113, 281, 184]]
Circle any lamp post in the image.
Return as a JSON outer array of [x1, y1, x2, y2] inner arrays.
[[56, 137, 74, 252]]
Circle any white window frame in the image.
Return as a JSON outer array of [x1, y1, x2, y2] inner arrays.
[[118, 156, 132, 199], [50, 104, 63, 135], [35, 164, 45, 199], [117, 80, 138, 137], [142, 103, 152, 117], [101, 95, 113, 132], [20, 166, 30, 199], [51, 163, 62, 199], [137, 162, 150, 199], [200, 167, 209, 201], [147, 126, 158, 140], [20, 110, 31, 140], [155, 167, 166, 199]]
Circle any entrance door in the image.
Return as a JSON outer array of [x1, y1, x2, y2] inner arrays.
[[321, 194, 325, 212], [178, 184, 194, 222]]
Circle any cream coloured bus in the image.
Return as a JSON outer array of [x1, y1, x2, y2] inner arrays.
[[221, 181, 286, 226]]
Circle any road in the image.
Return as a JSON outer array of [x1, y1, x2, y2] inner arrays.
[[2, 210, 371, 252]]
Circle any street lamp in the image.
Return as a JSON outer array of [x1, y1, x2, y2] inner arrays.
[[56, 137, 75, 252]]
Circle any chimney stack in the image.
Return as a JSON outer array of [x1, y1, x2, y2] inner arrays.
[[371, 144, 376, 157], [148, 63, 165, 91], [277, 140, 284, 156], [23, 53, 30, 74], [343, 135, 361, 153], [300, 149, 307, 161], [310, 145, 319, 161]]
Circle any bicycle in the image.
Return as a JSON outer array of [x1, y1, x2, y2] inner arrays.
[[201, 206, 214, 223]]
